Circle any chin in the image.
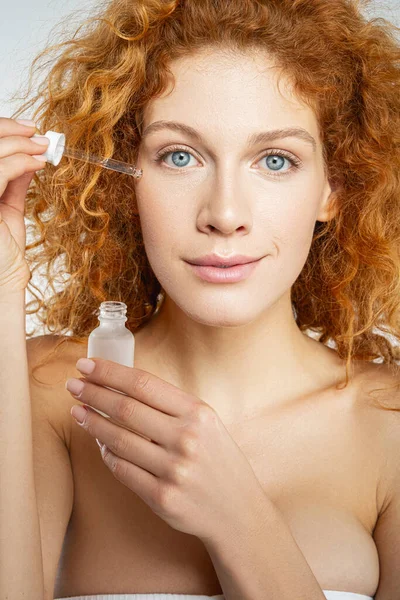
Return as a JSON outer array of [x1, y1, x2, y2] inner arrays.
[[179, 298, 263, 328], [154, 269, 269, 326]]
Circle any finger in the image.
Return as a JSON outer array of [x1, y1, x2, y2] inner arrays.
[[0, 153, 46, 211], [101, 446, 161, 507], [76, 357, 198, 417], [72, 403, 164, 487], [0, 134, 49, 159], [0, 117, 37, 139], [67, 377, 175, 446]]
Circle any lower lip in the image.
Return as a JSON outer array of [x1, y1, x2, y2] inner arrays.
[[186, 258, 262, 283]]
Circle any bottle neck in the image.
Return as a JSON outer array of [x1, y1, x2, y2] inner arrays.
[[98, 318, 127, 329]]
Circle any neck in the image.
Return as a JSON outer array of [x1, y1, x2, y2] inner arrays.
[[134, 291, 343, 423]]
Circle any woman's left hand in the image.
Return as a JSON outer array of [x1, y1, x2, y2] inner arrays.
[[66, 357, 266, 546]]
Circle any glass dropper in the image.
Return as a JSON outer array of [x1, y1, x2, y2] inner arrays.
[[63, 147, 143, 179], [32, 130, 143, 179]]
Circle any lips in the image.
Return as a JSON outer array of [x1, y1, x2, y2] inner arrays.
[[186, 256, 263, 283], [187, 255, 262, 267]]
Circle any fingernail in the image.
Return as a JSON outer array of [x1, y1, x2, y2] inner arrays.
[[71, 405, 88, 424], [32, 154, 47, 162], [66, 378, 85, 397], [32, 136, 49, 146], [15, 118, 36, 127], [76, 358, 96, 374], [96, 438, 106, 451]]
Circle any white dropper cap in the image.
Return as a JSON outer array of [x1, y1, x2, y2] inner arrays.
[[32, 130, 66, 166]]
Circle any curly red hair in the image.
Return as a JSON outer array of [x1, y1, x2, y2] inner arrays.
[[11, 0, 400, 407]]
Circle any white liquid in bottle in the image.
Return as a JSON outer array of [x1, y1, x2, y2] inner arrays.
[[87, 301, 135, 418]]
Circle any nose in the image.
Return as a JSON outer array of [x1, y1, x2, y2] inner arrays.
[[197, 165, 252, 236]]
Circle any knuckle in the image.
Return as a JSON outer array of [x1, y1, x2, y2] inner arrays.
[[177, 430, 200, 457], [131, 371, 152, 396], [168, 457, 190, 484], [192, 402, 215, 425], [111, 432, 130, 455], [100, 362, 114, 381], [115, 397, 136, 421]]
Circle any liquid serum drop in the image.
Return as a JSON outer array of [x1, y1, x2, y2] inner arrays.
[[87, 302, 135, 419]]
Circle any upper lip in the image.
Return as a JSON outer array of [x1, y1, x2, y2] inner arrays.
[[186, 253, 263, 267]]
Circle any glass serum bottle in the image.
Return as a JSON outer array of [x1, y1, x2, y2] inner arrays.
[[87, 301, 135, 418]]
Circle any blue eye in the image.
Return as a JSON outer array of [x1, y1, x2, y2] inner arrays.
[[262, 154, 288, 172], [164, 150, 195, 168], [154, 146, 301, 176], [257, 151, 302, 174]]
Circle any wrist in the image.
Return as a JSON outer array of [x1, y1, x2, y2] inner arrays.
[[202, 485, 273, 553]]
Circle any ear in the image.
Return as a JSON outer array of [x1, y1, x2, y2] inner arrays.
[[316, 177, 341, 223]]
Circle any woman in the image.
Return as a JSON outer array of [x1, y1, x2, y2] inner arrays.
[[1, 0, 399, 599]]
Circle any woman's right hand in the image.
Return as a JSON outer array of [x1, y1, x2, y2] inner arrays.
[[0, 117, 50, 297]]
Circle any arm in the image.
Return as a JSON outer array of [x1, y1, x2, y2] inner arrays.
[[0, 291, 45, 600], [203, 494, 326, 600]]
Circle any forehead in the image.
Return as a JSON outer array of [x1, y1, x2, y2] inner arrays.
[[142, 48, 319, 142]]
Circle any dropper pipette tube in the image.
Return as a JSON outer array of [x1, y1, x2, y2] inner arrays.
[[31, 130, 143, 179], [63, 147, 143, 179]]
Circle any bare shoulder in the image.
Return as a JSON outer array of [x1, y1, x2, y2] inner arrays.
[[373, 363, 400, 496], [357, 361, 400, 417], [26, 334, 88, 450], [357, 362, 400, 510], [357, 362, 400, 599]]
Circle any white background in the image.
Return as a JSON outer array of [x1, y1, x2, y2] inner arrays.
[[0, 0, 399, 335]]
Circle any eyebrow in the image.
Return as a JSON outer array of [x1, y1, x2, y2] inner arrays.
[[141, 120, 317, 153]]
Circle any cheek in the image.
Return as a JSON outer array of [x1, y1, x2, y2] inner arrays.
[[263, 177, 321, 242], [281, 206, 316, 250], [135, 187, 185, 264], [260, 190, 320, 274]]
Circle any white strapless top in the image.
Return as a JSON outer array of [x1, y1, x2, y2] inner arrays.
[[55, 591, 374, 599]]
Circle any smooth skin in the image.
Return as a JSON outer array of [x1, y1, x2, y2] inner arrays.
[[0, 117, 50, 599], [0, 118, 49, 296], [67, 355, 269, 548]]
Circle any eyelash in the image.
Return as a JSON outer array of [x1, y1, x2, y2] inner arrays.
[[152, 144, 302, 177]]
